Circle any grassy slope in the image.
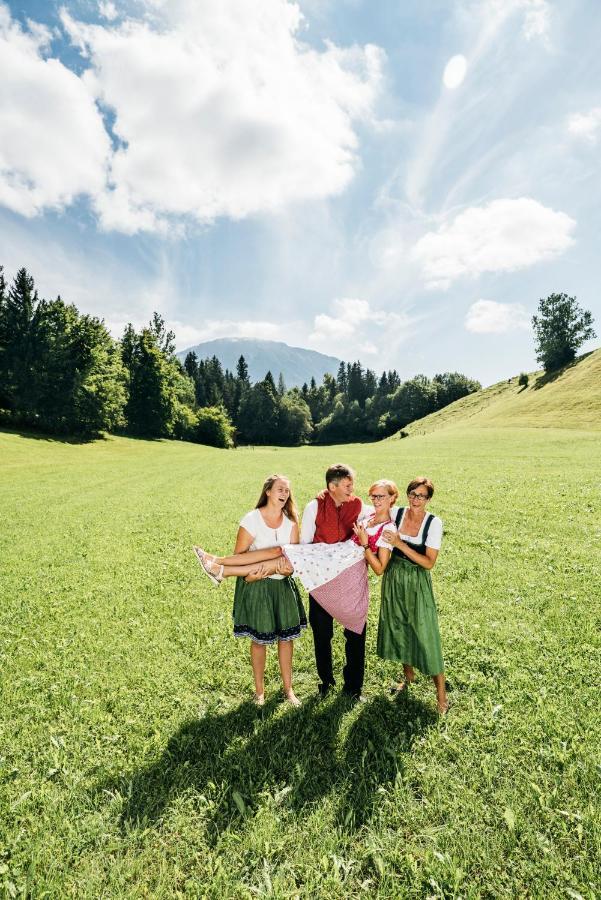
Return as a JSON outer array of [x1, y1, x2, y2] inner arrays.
[[1, 428, 600, 898], [398, 347, 601, 437]]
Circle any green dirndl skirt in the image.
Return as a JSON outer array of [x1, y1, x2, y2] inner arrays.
[[233, 576, 307, 645], [377, 554, 444, 676]]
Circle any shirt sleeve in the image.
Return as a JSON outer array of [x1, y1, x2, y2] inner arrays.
[[376, 529, 394, 550], [360, 502, 374, 519], [239, 509, 257, 537], [300, 500, 317, 544], [425, 516, 443, 550]]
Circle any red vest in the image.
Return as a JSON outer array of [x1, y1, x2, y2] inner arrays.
[[313, 490, 362, 544]]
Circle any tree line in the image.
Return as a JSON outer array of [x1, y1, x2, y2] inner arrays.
[[1, 263, 483, 446]]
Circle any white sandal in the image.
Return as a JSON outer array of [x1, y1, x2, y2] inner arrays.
[[193, 546, 215, 564], [200, 556, 224, 586]]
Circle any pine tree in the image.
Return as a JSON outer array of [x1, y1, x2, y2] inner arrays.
[[0, 268, 42, 417]]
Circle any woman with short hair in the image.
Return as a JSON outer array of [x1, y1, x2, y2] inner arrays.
[[372, 477, 449, 714]]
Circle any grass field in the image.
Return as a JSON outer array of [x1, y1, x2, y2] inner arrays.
[[1, 426, 600, 898]]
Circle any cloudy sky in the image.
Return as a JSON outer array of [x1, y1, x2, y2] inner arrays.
[[1, 0, 599, 384]]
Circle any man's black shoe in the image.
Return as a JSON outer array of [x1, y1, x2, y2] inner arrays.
[[343, 690, 367, 704]]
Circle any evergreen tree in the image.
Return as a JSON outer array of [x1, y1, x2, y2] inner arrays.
[[35, 298, 126, 434], [184, 351, 199, 380], [277, 372, 286, 397], [237, 374, 280, 443], [532, 293, 596, 372], [0, 268, 41, 417], [336, 361, 348, 395], [149, 312, 176, 357], [0, 265, 8, 409]]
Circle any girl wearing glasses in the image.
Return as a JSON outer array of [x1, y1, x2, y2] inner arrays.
[[195, 479, 399, 646], [371, 477, 449, 715]]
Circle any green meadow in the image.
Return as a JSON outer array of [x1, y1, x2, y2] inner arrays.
[[1, 423, 600, 898]]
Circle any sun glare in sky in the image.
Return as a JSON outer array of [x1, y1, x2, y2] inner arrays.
[[443, 54, 468, 89]]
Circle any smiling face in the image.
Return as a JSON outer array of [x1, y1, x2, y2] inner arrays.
[[368, 483, 396, 515], [267, 478, 291, 507], [407, 486, 430, 510], [328, 476, 354, 505]]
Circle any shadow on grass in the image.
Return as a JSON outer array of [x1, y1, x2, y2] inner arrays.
[[532, 351, 593, 391], [0, 425, 101, 444], [106, 690, 436, 841]]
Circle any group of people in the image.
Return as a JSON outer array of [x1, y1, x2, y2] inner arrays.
[[194, 463, 449, 715]]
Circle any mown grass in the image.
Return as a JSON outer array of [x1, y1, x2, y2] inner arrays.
[[399, 347, 601, 436], [1, 426, 600, 898]]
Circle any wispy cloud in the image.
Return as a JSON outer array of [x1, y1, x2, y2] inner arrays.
[[309, 297, 411, 359], [172, 319, 286, 351], [465, 299, 531, 334], [568, 107, 601, 144]]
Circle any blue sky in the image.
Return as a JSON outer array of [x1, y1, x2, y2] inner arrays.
[[1, 0, 599, 384]]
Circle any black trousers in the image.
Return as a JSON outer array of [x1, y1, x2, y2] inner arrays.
[[308, 594, 366, 695]]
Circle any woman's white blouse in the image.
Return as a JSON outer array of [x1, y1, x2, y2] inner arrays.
[[239, 508, 295, 580], [378, 510, 443, 551]]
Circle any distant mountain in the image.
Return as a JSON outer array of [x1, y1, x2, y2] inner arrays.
[[177, 338, 342, 388]]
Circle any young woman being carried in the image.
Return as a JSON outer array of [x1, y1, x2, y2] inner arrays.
[[195, 480, 399, 639]]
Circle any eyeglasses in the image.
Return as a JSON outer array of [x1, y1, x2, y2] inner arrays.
[[369, 494, 388, 501], [408, 491, 428, 501]]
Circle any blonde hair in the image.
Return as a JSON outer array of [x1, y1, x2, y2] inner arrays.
[[256, 474, 299, 524], [368, 479, 399, 504]]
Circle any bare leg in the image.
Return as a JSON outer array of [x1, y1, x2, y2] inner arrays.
[[250, 641, 266, 700], [215, 547, 282, 566], [278, 640, 301, 706], [433, 673, 448, 714], [221, 559, 282, 579], [391, 663, 415, 694]]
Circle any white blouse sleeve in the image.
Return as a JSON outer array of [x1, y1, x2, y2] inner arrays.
[[239, 509, 257, 537], [426, 516, 443, 550], [300, 500, 318, 544]]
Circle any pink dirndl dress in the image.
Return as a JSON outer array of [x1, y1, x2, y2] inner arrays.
[[283, 517, 391, 634]]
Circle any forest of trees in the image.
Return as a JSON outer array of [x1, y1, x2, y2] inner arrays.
[[0, 265, 481, 447]]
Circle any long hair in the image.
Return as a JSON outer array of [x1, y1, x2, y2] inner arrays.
[[255, 474, 299, 524]]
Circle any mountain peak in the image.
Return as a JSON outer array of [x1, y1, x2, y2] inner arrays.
[[177, 337, 342, 388]]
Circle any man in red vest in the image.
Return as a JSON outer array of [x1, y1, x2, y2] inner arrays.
[[300, 463, 371, 700]]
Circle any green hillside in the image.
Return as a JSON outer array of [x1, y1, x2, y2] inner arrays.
[[398, 347, 601, 437]]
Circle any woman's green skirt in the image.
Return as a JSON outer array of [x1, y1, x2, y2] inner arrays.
[[377, 555, 444, 676], [233, 576, 307, 644]]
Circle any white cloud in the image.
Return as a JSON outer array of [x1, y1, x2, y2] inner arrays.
[[567, 108, 601, 144], [98, 2, 118, 21], [520, 0, 551, 43], [465, 299, 530, 334], [474, 0, 551, 43], [57, 0, 384, 233], [0, 5, 110, 217], [443, 55, 467, 90], [412, 198, 576, 289], [309, 296, 411, 358], [172, 319, 286, 351]]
